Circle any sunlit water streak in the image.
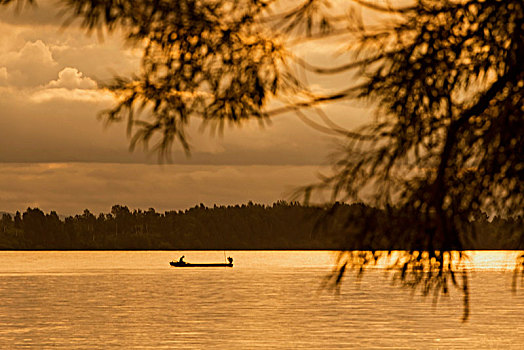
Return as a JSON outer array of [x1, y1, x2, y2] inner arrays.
[[0, 251, 522, 349]]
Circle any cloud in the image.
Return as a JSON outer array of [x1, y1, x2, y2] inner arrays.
[[28, 67, 114, 103], [0, 77, 358, 165], [47, 67, 97, 89], [0, 14, 140, 83], [0, 39, 59, 86], [0, 0, 371, 169], [1, 39, 56, 67], [29, 67, 113, 102], [30, 87, 113, 103]]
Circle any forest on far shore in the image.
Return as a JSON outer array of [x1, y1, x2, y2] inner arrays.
[[0, 202, 522, 250]]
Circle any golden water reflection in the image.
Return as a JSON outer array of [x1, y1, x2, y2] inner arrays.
[[352, 250, 524, 271], [0, 251, 522, 348]]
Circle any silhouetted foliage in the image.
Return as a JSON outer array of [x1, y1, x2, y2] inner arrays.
[[2, 0, 522, 320], [0, 203, 520, 251]]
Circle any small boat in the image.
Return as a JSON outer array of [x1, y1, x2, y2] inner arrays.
[[170, 261, 233, 267], [170, 256, 234, 267]]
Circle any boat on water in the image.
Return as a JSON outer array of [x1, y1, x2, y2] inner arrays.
[[170, 261, 233, 267], [170, 255, 233, 267]]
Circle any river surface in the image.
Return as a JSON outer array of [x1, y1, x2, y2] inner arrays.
[[0, 251, 522, 349]]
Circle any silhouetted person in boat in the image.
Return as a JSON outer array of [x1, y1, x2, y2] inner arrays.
[[227, 257, 233, 265], [179, 255, 185, 263]]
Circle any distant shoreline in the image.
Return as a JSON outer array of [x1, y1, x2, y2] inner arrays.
[[1, 202, 522, 251]]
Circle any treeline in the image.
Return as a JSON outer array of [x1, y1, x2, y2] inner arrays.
[[0, 202, 521, 250]]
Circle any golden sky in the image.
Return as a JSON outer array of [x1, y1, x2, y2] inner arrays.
[[0, 0, 368, 215]]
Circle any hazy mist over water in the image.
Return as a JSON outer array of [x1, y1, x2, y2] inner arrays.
[[0, 251, 522, 349]]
